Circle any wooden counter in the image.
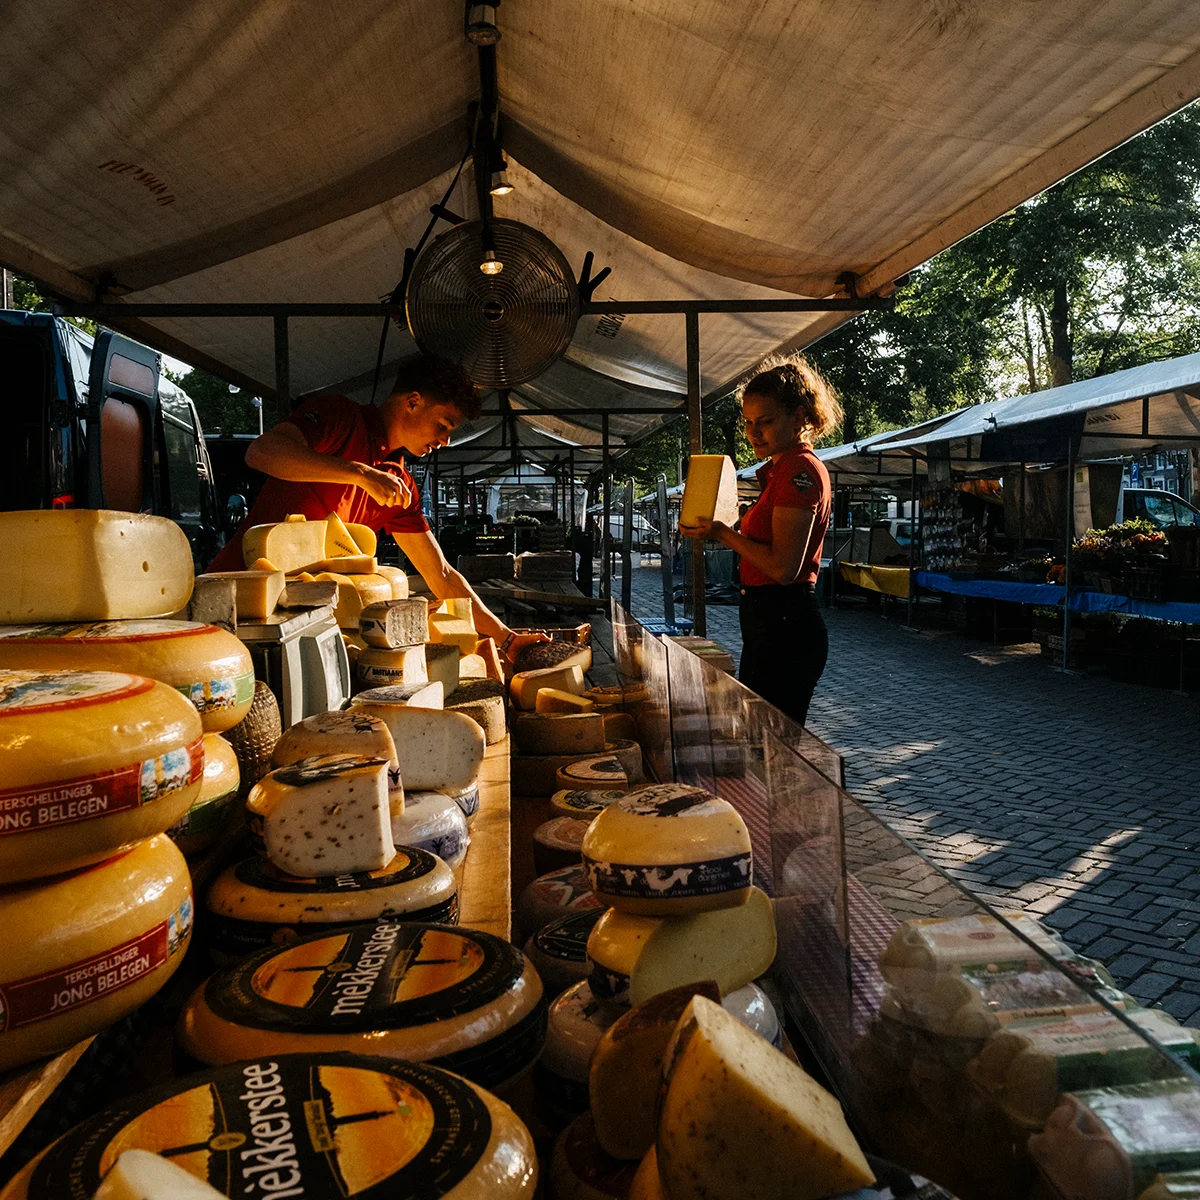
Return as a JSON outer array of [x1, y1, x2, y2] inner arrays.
[[457, 736, 512, 941]]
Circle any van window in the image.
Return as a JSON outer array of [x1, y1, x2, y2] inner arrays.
[[1140, 493, 1179, 529], [163, 412, 202, 526], [0, 326, 50, 510]]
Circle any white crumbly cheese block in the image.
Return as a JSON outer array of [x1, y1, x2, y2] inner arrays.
[[459, 652, 488, 680], [680, 454, 739, 529], [195, 569, 285, 621], [446, 679, 507, 745], [510, 663, 586, 710], [554, 754, 630, 794], [375, 563, 409, 599], [536, 688, 596, 714], [428, 611, 478, 653], [513, 712, 607, 756], [356, 643, 429, 689], [582, 784, 752, 915], [359, 597, 429, 647], [315, 571, 394, 630], [242, 516, 328, 572], [0, 510, 194, 622], [658, 996, 873, 1200], [347, 704, 486, 792], [271, 709, 402, 800], [393, 790, 470, 870], [247, 754, 395, 877], [353, 679, 445, 712], [0, 836, 192, 1071], [425, 641, 461, 697], [94, 1150, 228, 1200]]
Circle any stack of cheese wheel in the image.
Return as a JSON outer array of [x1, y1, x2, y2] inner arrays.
[[0, 510, 206, 1071], [355, 595, 429, 692]]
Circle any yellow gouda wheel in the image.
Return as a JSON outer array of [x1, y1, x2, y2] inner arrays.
[[166, 733, 240, 858], [0, 835, 192, 1071], [0, 669, 204, 884]]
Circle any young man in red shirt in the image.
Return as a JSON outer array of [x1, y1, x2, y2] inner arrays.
[[210, 355, 546, 663]]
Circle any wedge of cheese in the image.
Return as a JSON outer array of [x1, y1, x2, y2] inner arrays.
[[197, 569, 285, 621], [536, 688, 596, 714], [247, 754, 394, 877], [300, 554, 379, 575], [359, 597, 429, 648], [680, 454, 739, 529], [429, 611, 478, 654], [349, 703, 485, 791], [271, 709, 402, 801], [511, 663, 586, 710], [316, 571, 393, 630], [242, 515, 328, 573], [0, 510, 194, 622], [376, 564, 408, 599], [353, 680, 444, 713], [425, 641, 461, 697], [459, 652, 488, 680], [513, 713, 606, 757], [324, 511, 363, 557], [657, 996, 873, 1200], [94, 1150, 227, 1200]]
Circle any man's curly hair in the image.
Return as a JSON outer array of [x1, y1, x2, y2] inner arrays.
[[391, 355, 482, 420]]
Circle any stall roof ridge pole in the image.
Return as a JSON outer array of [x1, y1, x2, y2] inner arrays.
[[621, 477, 634, 614], [686, 311, 706, 638], [601, 412, 611, 602]]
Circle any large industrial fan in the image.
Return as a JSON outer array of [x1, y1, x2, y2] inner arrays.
[[405, 217, 580, 389]]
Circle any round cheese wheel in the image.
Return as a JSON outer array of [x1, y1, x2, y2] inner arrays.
[[395, 790, 470, 871], [205, 849, 458, 961], [167, 733, 240, 858], [447, 679, 507, 745], [0, 669, 204, 883], [549, 1111, 640, 1200], [271, 708, 402, 800], [516, 865, 601, 941], [0, 620, 254, 732], [554, 756, 629, 794], [446, 782, 480, 823], [533, 817, 591, 876], [221, 679, 281, 799], [525, 908, 605, 997], [584, 684, 646, 707], [581, 784, 752, 916], [551, 788, 628, 820], [178, 922, 547, 1090], [721, 982, 782, 1049], [0, 1054, 538, 1199], [535, 981, 618, 1119], [0, 835, 193, 1071]]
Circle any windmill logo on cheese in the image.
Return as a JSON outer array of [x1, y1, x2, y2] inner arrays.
[[0, 668, 146, 712], [140, 746, 194, 804]]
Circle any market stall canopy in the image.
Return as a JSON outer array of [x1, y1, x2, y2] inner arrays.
[[3, 1, 1200, 478]]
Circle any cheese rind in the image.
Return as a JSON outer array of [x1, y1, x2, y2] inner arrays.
[[680, 454, 739, 529], [658, 996, 873, 1200], [393, 790, 471, 871], [0, 619, 254, 732], [554, 754, 630, 794], [513, 713, 606, 756], [513, 751, 613, 798], [94, 1150, 228, 1200], [446, 678, 507, 745], [0, 510, 194, 622], [353, 680, 444, 711], [271, 709, 402, 800], [197, 569, 286, 621], [359, 597, 429, 648], [541, 980, 619, 1092], [356, 643, 429, 689], [514, 641, 593, 674], [536, 688, 596, 714], [510, 663, 586, 710], [525, 909, 604, 998], [316, 571, 393, 629], [349, 702, 486, 791], [246, 754, 395, 878], [517, 865, 602, 940], [0, 669, 204, 883], [551, 788, 629, 820], [0, 835, 192, 1070], [375, 563, 408, 599], [221, 679, 281, 798], [167, 732, 241, 857]]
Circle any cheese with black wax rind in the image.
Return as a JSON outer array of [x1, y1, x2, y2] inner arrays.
[[167, 733, 240, 857], [514, 640, 593, 674], [537, 982, 619, 1117], [393, 790, 470, 871], [513, 712, 606, 756], [0, 835, 192, 1071], [221, 679, 281, 799], [271, 708, 402, 801], [0, 669, 203, 883], [525, 909, 605, 997], [242, 515, 328, 572], [0, 619, 254, 732], [0, 1053, 538, 1200], [447, 678, 507, 745], [247, 754, 394, 878], [204, 849, 457, 961], [94, 1150, 227, 1200], [582, 784, 752, 916], [0, 510, 194, 622], [510, 663, 586, 710], [359, 596, 429, 648], [316, 571, 393, 630], [657, 995, 873, 1200], [549, 1111, 640, 1200], [425, 641, 462, 697], [349, 698, 486, 791], [355, 643, 429, 689], [551, 788, 629, 820], [534, 817, 591, 876], [536, 688, 596, 714], [178, 922, 547, 1089], [554, 754, 630, 794], [680, 454, 739, 529], [517, 865, 602, 940]]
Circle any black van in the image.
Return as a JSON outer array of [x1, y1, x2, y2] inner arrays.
[[0, 310, 224, 565]]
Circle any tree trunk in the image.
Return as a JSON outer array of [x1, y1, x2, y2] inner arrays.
[[842, 397, 859, 445], [1048, 280, 1072, 387]]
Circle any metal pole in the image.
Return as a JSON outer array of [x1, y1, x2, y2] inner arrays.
[[1062, 442, 1076, 670], [829, 473, 839, 608], [621, 478, 634, 614], [569, 450, 576, 529], [0, 269, 13, 310], [431, 449, 440, 538], [658, 474, 675, 626], [686, 311, 706, 638], [906, 457, 917, 626], [1018, 462, 1026, 554], [273, 315, 290, 413], [601, 413, 612, 601]]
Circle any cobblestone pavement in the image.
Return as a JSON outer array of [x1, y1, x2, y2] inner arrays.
[[623, 564, 1200, 1020]]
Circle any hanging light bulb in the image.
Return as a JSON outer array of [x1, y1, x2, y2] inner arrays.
[[489, 168, 513, 196], [480, 249, 504, 275], [465, 4, 500, 45]]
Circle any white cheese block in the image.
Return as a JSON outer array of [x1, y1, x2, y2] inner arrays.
[[0, 619, 255, 732], [3, 1055, 538, 1200], [359, 596, 429, 648], [166, 732, 241, 857], [549, 1111, 640, 1200], [271, 709, 402, 801], [680, 454, 739, 528], [394, 789, 471, 871], [534, 816, 591, 875], [513, 712, 607, 756], [0, 835, 192, 1071], [582, 784, 752, 916], [356, 643, 430, 689], [0, 668, 204, 884], [375, 563, 409, 599], [353, 679, 445, 712], [247, 754, 394, 877], [315, 571, 393, 629], [536, 688, 596, 714], [94, 1149, 227, 1200], [510, 663, 586, 710], [586, 888, 776, 1008], [242, 515, 328, 572], [347, 704, 485, 791], [517, 865, 602, 941], [657, 995, 873, 1200], [551, 788, 629, 820], [447, 678, 507, 744], [177, 922, 547, 1090], [525, 908, 605, 998], [204, 848, 457, 961], [425, 640, 461, 697], [0, 510, 194, 622], [554, 754, 630, 794]]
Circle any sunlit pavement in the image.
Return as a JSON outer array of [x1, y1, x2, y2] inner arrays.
[[625, 563, 1200, 1020]]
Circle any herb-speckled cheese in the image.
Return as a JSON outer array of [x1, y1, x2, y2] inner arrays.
[[349, 699, 485, 791], [271, 709, 402, 801]]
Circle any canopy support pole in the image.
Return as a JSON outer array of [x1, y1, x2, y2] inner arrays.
[[658, 473, 676, 626], [829, 472, 839, 609], [906, 456, 917, 626], [1018, 462, 1026, 554], [601, 413, 612, 602], [621, 479, 634, 613], [569, 449, 576, 529], [1062, 442, 1076, 671], [273, 315, 290, 412], [686, 310, 706, 638], [431, 448, 440, 537]]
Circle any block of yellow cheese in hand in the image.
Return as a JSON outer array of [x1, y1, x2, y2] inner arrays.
[[196, 568, 285, 621], [0, 668, 203, 883], [680, 454, 739, 529], [0, 835, 192, 1071], [93, 1150, 228, 1200], [0, 618, 254, 731], [657, 995, 873, 1200], [166, 732, 241, 857], [510, 662, 586, 710], [0, 509, 194, 622], [582, 784, 752, 916]]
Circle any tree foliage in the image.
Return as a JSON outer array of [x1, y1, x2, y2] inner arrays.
[[165, 367, 263, 437]]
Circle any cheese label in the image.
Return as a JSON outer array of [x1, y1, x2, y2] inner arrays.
[[0, 736, 203, 836], [552, 789, 626, 817], [233, 849, 442, 894], [0, 897, 191, 1031], [617, 787, 721, 817], [177, 671, 256, 717], [206, 923, 524, 1032], [584, 851, 752, 902], [533, 910, 603, 964], [444, 786, 480, 819], [168, 784, 239, 839], [0, 668, 153, 714], [25, 1054, 493, 1198]]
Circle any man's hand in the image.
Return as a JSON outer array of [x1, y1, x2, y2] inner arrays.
[[354, 464, 413, 508], [504, 630, 551, 664], [679, 517, 728, 542]]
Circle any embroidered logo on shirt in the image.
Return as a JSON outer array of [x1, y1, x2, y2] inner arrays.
[[302, 411, 320, 425], [792, 470, 816, 491]]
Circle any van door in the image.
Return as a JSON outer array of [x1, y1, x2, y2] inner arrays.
[[85, 331, 160, 511]]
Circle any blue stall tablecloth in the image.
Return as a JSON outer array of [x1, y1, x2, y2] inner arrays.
[[915, 572, 1066, 606]]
